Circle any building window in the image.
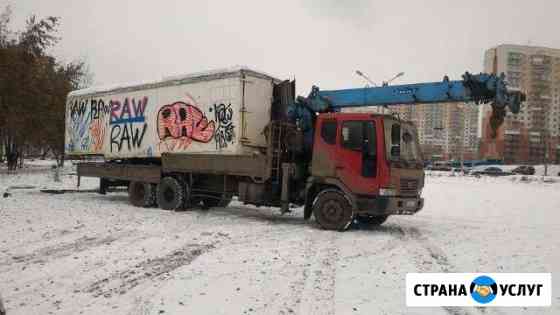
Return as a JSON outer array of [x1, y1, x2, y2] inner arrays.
[[507, 71, 523, 87], [508, 52, 523, 66]]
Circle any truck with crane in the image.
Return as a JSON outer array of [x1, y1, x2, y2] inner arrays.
[[66, 67, 524, 231]]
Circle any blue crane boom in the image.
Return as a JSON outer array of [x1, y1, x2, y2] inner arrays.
[[304, 72, 523, 114], [288, 72, 525, 139]]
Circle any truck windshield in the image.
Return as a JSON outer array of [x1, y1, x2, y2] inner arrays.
[[384, 119, 422, 162]]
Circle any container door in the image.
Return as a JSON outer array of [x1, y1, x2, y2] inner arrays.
[[336, 120, 379, 195]]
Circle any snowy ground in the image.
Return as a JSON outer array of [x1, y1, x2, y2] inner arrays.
[[0, 162, 559, 315]]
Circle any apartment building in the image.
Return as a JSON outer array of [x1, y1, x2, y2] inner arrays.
[[392, 103, 479, 161], [480, 44, 560, 164]]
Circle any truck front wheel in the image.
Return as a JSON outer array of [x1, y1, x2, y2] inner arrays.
[[157, 177, 185, 210], [313, 189, 354, 231], [128, 181, 156, 207]]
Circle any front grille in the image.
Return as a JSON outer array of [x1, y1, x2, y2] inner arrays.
[[400, 178, 419, 195]]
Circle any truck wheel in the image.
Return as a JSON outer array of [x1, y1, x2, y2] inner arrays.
[[202, 194, 232, 208], [157, 177, 185, 210], [128, 181, 156, 207], [313, 189, 354, 231], [356, 215, 389, 226]]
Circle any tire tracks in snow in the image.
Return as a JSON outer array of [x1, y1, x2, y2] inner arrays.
[[301, 233, 338, 315], [0, 231, 135, 268], [394, 226, 452, 272], [81, 232, 232, 315], [84, 242, 216, 299], [203, 220, 339, 315], [275, 231, 338, 315], [121, 216, 309, 315], [390, 225, 507, 315], [392, 225, 468, 315]]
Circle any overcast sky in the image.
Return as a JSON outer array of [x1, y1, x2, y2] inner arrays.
[[10, 0, 560, 94]]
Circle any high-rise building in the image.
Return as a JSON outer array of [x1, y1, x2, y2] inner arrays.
[[392, 103, 479, 161], [480, 44, 560, 164], [346, 102, 479, 161]]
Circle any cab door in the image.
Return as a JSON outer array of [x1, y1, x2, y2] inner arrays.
[[335, 119, 379, 195]]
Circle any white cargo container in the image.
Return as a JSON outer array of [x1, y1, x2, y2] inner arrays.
[[65, 67, 281, 159]]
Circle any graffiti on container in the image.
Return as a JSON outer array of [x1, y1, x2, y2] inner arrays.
[[109, 97, 148, 152], [89, 118, 105, 152], [67, 98, 110, 152], [209, 103, 235, 149], [157, 96, 215, 152], [146, 145, 154, 157], [88, 99, 109, 151]]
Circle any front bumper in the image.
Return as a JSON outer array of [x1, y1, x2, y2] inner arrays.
[[356, 196, 424, 215]]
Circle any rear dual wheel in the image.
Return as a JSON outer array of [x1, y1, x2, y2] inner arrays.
[[128, 181, 156, 207], [129, 176, 231, 211], [157, 176, 186, 211]]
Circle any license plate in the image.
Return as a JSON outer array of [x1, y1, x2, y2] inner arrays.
[[405, 200, 416, 208]]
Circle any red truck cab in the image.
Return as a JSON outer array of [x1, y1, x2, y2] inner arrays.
[[304, 112, 424, 230]]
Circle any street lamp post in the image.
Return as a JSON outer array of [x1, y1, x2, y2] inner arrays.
[[383, 72, 405, 86], [355, 70, 405, 115], [355, 70, 377, 87], [355, 70, 406, 88]]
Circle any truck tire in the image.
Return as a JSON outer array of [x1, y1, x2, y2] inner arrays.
[[313, 189, 354, 231], [128, 181, 156, 207], [356, 215, 389, 226], [157, 177, 185, 211]]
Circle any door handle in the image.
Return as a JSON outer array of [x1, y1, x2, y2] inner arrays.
[[335, 165, 345, 170]]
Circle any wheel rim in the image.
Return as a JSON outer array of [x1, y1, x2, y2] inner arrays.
[[322, 200, 344, 224]]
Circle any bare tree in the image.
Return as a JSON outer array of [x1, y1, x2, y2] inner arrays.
[[0, 6, 91, 170]]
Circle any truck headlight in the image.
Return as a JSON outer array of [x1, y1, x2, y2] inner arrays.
[[379, 188, 397, 196]]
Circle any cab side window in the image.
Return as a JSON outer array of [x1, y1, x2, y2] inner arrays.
[[364, 121, 376, 156], [321, 120, 337, 145], [340, 120, 377, 178], [341, 121, 362, 151]]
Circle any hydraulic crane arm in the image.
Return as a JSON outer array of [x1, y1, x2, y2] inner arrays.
[[289, 72, 525, 137], [307, 72, 523, 113]]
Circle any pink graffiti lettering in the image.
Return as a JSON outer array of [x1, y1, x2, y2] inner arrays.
[[89, 118, 105, 152], [157, 101, 215, 151]]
